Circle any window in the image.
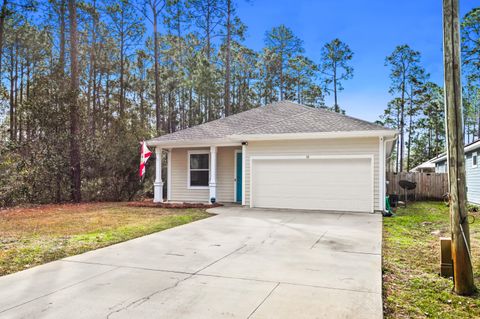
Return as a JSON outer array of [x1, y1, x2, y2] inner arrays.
[[189, 152, 209, 188], [473, 152, 478, 168]]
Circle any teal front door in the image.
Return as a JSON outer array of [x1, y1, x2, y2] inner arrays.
[[236, 152, 242, 202]]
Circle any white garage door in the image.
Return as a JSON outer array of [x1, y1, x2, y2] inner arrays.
[[251, 157, 373, 212]]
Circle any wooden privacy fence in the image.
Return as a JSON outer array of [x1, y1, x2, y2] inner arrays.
[[386, 172, 448, 201]]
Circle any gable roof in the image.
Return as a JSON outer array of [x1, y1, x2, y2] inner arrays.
[[147, 101, 395, 146], [410, 158, 436, 172]]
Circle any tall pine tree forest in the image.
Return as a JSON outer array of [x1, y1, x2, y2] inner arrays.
[[0, 0, 329, 206], [381, 7, 480, 172], [0, 1, 478, 206]]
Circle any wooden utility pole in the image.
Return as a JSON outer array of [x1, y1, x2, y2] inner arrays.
[[442, 0, 475, 295]]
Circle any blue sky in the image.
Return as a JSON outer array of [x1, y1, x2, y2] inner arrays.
[[235, 0, 477, 122]]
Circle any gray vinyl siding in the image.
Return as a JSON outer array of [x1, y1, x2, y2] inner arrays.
[[435, 151, 480, 205], [169, 146, 240, 203], [244, 137, 381, 210], [466, 151, 480, 205]]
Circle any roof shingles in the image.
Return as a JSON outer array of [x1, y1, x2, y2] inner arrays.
[[148, 101, 391, 143]]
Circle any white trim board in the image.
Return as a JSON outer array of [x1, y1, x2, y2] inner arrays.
[[147, 139, 242, 148], [187, 150, 210, 190], [147, 130, 398, 147], [230, 130, 397, 141], [250, 154, 374, 160], [167, 149, 172, 201], [234, 149, 242, 202], [242, 144, 247, 205], [249, 154, 375, 213]]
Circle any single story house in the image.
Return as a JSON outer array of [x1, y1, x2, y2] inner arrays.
[[410, 159, 436, 173], [146, 101, 397, 213], [432, 140, 480, 204]]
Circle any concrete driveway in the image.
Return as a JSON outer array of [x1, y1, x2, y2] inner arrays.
[[0, 207, 382, 319]]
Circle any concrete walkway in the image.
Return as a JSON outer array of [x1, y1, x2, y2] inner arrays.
[[0, 207, 383, 319]]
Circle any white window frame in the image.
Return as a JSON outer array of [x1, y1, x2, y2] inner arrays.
[[473, 152, 478, 168], [187, 150, 210, 189]]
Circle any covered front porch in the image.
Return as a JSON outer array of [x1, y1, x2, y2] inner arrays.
[[152, 143, 247, 205]]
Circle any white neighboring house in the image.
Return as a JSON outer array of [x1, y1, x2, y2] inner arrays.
[[146, 101, 398, 213], [410, 159, 436, 173]]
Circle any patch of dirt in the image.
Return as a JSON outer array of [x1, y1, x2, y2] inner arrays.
[[127, 200, 222, 209], [0, 202, 122, 218]]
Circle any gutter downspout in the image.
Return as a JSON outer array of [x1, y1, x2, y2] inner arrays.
[[384, 135, 397, 162], [382, 135, 398, 212]]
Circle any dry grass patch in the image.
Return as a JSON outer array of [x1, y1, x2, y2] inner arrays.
[[0, 202, 211, 276]]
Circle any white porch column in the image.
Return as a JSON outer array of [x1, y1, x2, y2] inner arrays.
[[154, 147, 164, 203], [167, 149, 172, 201], [209, 146, 217, 203], [242, 143, 247, 206]]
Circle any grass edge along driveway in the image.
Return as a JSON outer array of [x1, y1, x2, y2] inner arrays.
[[0, 202, 211, 276]]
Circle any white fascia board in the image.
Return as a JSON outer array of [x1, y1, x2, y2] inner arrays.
[[465, 142, 480, 153], [147, 130, 398, 147], [146, 138, 242, 148], [229, 130, 398, 141], [431, 155, 447, 164], [416, 162, 436, 169], [431, 142, 480, 164]]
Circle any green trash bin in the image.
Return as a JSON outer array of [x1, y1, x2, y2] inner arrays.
[[384, 195, 393, 217]]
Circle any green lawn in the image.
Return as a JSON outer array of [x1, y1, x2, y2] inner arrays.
[[383, 201, 480, 318], [0, 202, 211, 276]]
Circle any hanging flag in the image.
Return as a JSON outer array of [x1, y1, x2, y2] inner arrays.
[[139, 141, 152, 178]]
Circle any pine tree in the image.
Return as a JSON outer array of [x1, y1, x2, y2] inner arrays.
[[461, 8, 480, 143], [105, 0, 144, 118], [68, 0, 81, 202], [0, 0, 357, 206], [264, 25, 303, 100], [385, 45, 423, 172], [319, 39, 353, 113], [286, 55, 322, 105]]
